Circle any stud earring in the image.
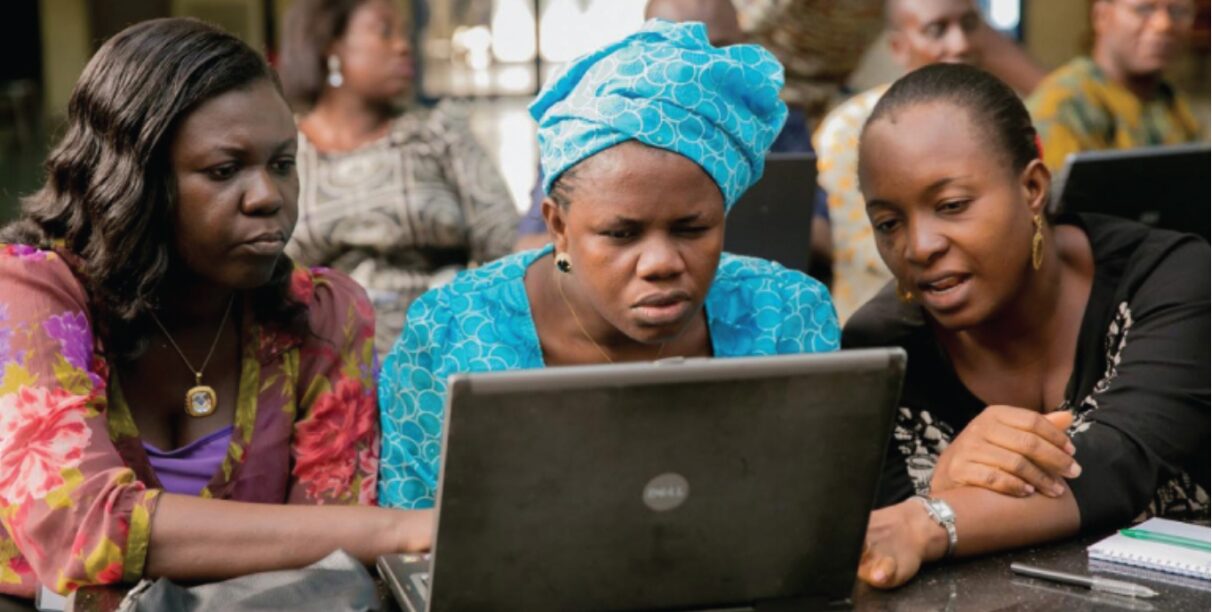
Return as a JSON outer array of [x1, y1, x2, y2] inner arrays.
[[1031, 214, 1044, 271], [896, 281, 914, 303], [555, 253, 572, 274], [327, 55, 343, 88]]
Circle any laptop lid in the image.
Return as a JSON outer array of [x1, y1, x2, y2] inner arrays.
[[724, 153, 818, 273], [426, 349, 905, 611], [1051, 143, 1210, 240]]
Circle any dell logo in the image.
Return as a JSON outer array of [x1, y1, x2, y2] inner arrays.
[[643, 473, 690, 512]]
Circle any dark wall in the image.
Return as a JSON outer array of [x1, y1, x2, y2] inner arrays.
[[0, 2, 41, 82], [89, 0, 172, 49]]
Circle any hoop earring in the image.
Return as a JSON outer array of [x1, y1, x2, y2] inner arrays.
[[1031, 214, 1044, 271], [896, 281, 914, 303], [555, 253, 572, 274], [327, 55, 343, 88]]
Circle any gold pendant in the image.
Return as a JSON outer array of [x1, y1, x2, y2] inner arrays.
[[186, 385, 218, 417]]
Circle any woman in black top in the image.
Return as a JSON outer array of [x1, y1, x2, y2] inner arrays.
[[844, 64, 1209, 588]]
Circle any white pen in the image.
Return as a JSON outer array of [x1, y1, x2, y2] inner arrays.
[[1011, 562, 1159, 599]]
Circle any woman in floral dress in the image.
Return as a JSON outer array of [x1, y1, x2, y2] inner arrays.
[[0, 18, 430, 599]]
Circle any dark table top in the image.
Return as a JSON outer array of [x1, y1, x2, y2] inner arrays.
[[6, 532, 1203, 612], [850, 532, 1209, 611]]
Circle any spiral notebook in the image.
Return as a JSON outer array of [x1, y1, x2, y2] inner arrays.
[[1088, 518, 1211, 581]]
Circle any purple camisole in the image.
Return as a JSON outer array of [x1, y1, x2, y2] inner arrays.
[[142, 426, 234, 496]]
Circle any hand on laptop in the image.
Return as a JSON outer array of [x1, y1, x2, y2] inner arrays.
[[393, 508, 437, 553], [929, 406, 1080, 498]]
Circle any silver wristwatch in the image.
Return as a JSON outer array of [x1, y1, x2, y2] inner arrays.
[[914, 495, 957, 558]]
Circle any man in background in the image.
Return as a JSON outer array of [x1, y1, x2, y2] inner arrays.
[[815, 0, 1044, 322], [1027, 0, 1200, 171]]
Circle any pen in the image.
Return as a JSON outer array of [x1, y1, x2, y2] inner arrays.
[[1119, 528, 1212, 552], [1010, 562, 1158, 599]]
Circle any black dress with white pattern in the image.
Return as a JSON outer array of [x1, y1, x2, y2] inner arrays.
[[844, 213, 1209, 531]]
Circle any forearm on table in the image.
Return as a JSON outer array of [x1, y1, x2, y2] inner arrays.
[[145, 494, 428, 581], [925, 486, 1081, 561]]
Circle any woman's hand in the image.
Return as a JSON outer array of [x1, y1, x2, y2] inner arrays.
[[858, 500, 948, 589], [931, 406, 1079, 498]]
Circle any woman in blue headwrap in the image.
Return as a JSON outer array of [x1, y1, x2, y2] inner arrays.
[[377, 20, 841, 509]]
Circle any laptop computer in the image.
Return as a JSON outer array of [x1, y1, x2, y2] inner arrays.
[[724, 153, 818, 274], [1051, 143, 1210, 240], [378, 348, 905, 611]]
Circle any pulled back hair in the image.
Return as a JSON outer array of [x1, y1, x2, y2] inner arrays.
[[861, 63, 1040, 175], [0, 18, 303, 359], [279, 0, 368, 110]]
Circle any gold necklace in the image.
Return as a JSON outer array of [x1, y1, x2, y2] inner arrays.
[[148, 295, 235, 418], [555, 270, 664, 364]]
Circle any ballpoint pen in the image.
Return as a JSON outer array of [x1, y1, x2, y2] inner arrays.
[[1119, 527, 1212, 552], [1011, 562, 1158, 599]]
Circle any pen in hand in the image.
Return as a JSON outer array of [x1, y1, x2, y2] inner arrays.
[[1011, 562, 1158, 599]]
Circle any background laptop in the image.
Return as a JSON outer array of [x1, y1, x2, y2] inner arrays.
[[724, 153, 818, 274], [1050, 143, 1210, 240], [379, 349, 905, 611]]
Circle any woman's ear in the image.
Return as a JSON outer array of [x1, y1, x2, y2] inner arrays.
[[542, 197, 569, 254], [1021, 158, 1052, 218]]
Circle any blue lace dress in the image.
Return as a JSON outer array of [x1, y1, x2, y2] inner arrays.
[[377, 246, 841, 508]]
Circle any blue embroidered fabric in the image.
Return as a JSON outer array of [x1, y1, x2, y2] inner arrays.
[[529, 19, 787, 210], [378, 246, 840, 508]]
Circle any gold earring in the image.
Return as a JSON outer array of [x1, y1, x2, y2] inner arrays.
[[896, 281, 914, 303], [555, 253, 572, 274], [1031, 214, 1044, 271]]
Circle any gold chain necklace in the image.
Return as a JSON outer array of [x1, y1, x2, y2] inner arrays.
[[555, 270, 664, 364], [148, 295, 235, 418]]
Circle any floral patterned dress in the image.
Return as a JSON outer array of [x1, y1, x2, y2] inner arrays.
[[0, 244, 379, 598]]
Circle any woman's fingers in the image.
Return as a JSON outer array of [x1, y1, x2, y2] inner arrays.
[[983, 419, 1081, 480], [992, 406, 1076, 456], [955, 459, 1035, 496], [858, 550, 900, 589]]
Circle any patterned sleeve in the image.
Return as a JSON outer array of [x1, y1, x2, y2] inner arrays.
[[0, 246, 160, 597], [377, 289, 454, 510], [439, 110, 520, 265], [774, 267, 841, 354], [287, 267, 380, 506], [1066, 238, 1211, 531], [1027, 87, 1104, 172]]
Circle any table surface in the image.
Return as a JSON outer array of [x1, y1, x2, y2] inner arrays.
[[3, 532, 1204, 612]]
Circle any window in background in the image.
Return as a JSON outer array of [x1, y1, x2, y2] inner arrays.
[[978, 0, 1023, 40]]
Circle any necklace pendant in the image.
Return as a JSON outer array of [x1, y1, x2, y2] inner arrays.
[[185, 385, 218, 417]]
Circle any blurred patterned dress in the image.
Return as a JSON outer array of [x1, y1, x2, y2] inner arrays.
[[288, 101, 519, 357], [1027, 57, 1201, 172]]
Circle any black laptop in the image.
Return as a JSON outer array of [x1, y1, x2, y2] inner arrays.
[[1051, 143, 1210, 240], [723, 153, 818, 274], [378, 349, 905, 611]]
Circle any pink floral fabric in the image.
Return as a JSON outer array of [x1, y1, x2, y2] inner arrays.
[[0, 246, 378, 598]]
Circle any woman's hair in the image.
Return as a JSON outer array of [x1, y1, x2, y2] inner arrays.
[[0, 17, 304, 359], [862, 63, 1040, 174], [279, 0, 368, 110]]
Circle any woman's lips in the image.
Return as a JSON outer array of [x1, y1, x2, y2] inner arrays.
[[632, 292, 693, 326], [916, 273, 972, 312], [235, 234, 286, 257]]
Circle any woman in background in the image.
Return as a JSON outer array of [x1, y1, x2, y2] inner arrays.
[[280, 0, 519, 356], [0, 19, 430, 599], [845, 63, 1208, 588]]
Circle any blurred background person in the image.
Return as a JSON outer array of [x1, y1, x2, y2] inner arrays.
[[1027, 0, 1201, 171], [815, 0, 1046, 322], [280, 0, 520, 357]]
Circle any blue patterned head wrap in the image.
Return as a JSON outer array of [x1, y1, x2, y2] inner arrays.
[[529, 19, 787, 212]]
